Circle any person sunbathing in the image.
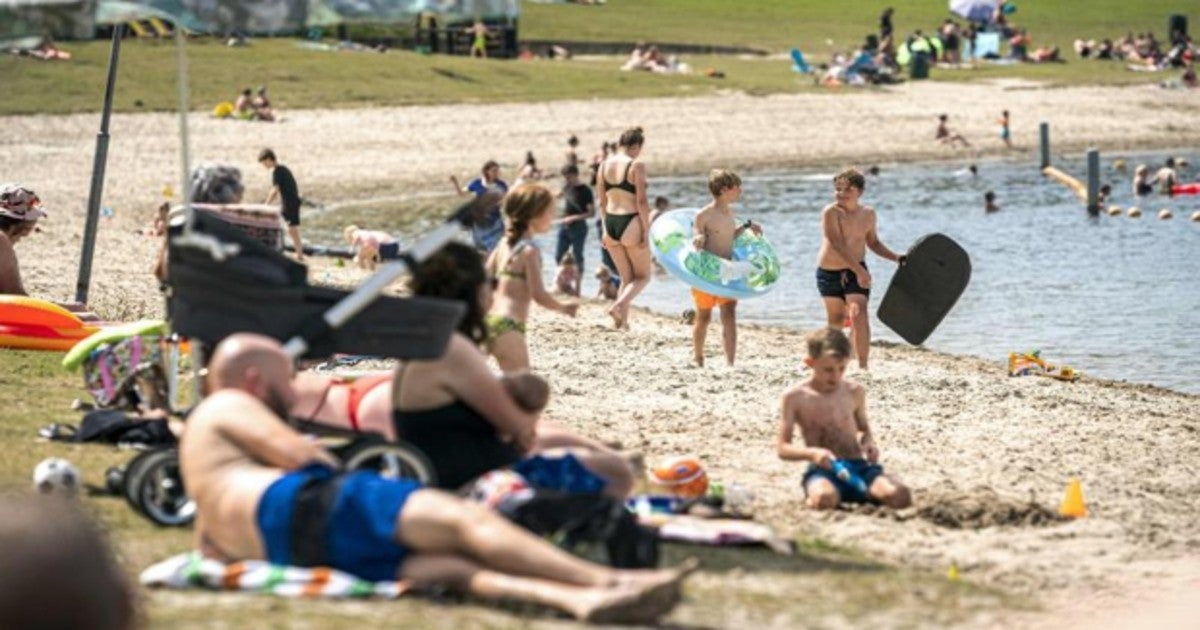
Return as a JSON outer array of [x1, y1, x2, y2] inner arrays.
[[181, 333, 693, 624]]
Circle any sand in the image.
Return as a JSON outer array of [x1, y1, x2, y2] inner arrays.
[[4, 79, 1199, 625]]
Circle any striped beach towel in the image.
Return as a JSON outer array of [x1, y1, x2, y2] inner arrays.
[[140, 552, 410, 599]]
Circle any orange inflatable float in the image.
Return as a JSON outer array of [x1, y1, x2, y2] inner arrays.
[[0, 296, 98, 351]]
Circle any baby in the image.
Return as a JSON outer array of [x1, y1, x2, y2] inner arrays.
[[554, 251, 581, 296], [497, 370, 550, 446], [343, 224, 398, 270], [594, 265, 620, 300], [502, 370, 549, 414]]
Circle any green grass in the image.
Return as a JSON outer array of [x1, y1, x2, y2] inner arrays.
[[0, 0, 1189, 116], [522, 0, 1193, 53], [0, 349, 1024, 628]]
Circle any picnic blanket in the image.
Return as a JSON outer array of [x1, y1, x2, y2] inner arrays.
[[140, 552, 410, 599]]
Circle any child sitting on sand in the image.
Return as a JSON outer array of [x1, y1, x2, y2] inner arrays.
[[554, 251, 581, 296], [343, 224, 398, 270], [690, 169, 760, 367], [594, 265, 619, 300], [776, 327, 912, 510]]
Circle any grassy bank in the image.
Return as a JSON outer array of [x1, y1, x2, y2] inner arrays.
[[523, 0, 1192, 53], [1, 0, 1188, 117], [0, 347, 1021, 628]]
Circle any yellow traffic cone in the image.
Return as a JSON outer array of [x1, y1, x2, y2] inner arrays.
[[947, 560, 960, 581], [1059, 478, 1087, 518]]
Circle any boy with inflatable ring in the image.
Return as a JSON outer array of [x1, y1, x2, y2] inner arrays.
[[690, 170, 761, 367], [776, 327, 911, 510]]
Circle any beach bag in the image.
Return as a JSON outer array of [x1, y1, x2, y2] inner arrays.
[[497, 490, 660, 568]]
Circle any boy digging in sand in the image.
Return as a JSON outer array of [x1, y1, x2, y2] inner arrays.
[[691, 170, 761, 367], [815, 168, 904, 371], [777, 328, 911, 510]]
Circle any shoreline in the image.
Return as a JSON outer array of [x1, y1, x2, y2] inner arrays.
[[3, 80, 1198, 625]]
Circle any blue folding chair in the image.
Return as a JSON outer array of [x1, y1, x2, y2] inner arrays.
[[790, 48, 812, 73]]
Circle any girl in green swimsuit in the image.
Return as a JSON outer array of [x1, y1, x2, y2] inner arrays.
[[485, 184, 579, 372], [596, 126, 653, 330]]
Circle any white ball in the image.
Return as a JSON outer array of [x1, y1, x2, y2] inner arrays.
[[32, 458, 81, 495]]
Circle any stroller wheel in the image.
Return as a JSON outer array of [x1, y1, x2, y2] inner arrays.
[[124, 449, 195, 527], [104, 466, 126, 495], [341, 438, 437, 486]]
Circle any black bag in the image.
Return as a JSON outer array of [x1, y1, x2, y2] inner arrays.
[[42, 410, 176, 446], [495, 490, 659, 568]]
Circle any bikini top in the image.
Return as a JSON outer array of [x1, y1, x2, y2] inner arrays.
[[495, 239, 535, 281], [605, 161, 637, 194]]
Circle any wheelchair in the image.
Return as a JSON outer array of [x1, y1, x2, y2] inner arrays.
[[100, 207, 465, 527]]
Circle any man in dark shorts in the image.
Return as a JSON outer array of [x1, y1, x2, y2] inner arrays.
[[555, 164, 595, 284], [259, 148, 304, 260]]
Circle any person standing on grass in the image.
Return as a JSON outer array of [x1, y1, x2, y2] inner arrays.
[[258, 149, 304, 260]]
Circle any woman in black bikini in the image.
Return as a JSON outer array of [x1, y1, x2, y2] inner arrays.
[[390, 243, 634, 495], [596, 127, 652, 329]]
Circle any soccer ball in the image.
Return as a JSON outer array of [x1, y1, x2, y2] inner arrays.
[[467, 470, 532, 509], [648, 456, 709, 499], [32, 458, 81, 496]]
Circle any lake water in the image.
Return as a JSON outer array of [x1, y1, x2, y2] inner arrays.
[[513, 152, 1200, 394]]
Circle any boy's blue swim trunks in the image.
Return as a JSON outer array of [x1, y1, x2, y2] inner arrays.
[[802, 458, 883, 504], [256, 464, 422, 582]]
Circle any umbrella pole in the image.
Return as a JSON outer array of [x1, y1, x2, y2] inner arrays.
[[74, 24, 124, 305]]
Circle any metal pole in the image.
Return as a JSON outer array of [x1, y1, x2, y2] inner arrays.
[[1039, 122, 1050, 169], [74, 24, 124, 305], [1086, 149, 1101, 214]]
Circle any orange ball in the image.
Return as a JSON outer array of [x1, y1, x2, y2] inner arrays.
[[648, 456, 709, 498]]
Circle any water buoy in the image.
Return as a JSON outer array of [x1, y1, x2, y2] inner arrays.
[[1127, 207, 1142, 218], [1191, 211, 1200, 222], [1112, 159, 1127, 172], [1106, 205, 1122, 216], [1158, 209, 1173, 220]]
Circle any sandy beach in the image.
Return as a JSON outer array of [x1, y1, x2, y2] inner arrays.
[[4, 79, 1200, 626]]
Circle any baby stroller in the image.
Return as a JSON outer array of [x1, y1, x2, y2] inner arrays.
[[111, 200, 479, 527]]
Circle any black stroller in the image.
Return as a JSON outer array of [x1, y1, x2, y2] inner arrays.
[[120, 200, 481, 527]]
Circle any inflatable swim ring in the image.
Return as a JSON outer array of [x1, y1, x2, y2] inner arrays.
[[0, 296, 98, 351], [649, 208, 781, 300], [63, 320, 167, 371], [1171, 183, 1200, 196]]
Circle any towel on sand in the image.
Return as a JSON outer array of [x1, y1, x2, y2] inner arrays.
[[140, 552, 410, 599]]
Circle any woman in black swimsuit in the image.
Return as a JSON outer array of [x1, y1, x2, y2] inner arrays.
[[391, 243, 634, 495], [596, 127, 653, 329]]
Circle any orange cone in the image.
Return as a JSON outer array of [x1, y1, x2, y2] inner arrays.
[[1059, 478, 1087, 518]]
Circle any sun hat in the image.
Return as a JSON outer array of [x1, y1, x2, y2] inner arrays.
[[0, 184, 47, 221]]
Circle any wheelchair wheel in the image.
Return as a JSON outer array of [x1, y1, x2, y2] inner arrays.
[[124, 448, 195, 527], [341, 439, 437, 486]]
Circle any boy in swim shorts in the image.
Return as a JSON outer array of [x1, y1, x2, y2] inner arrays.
[[776, 328, 911, 509], [815, 168, 904, 371], [690, 170, 761, 367]]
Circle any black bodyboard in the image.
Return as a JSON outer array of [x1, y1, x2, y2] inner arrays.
[[877, 233, 971, 345]]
